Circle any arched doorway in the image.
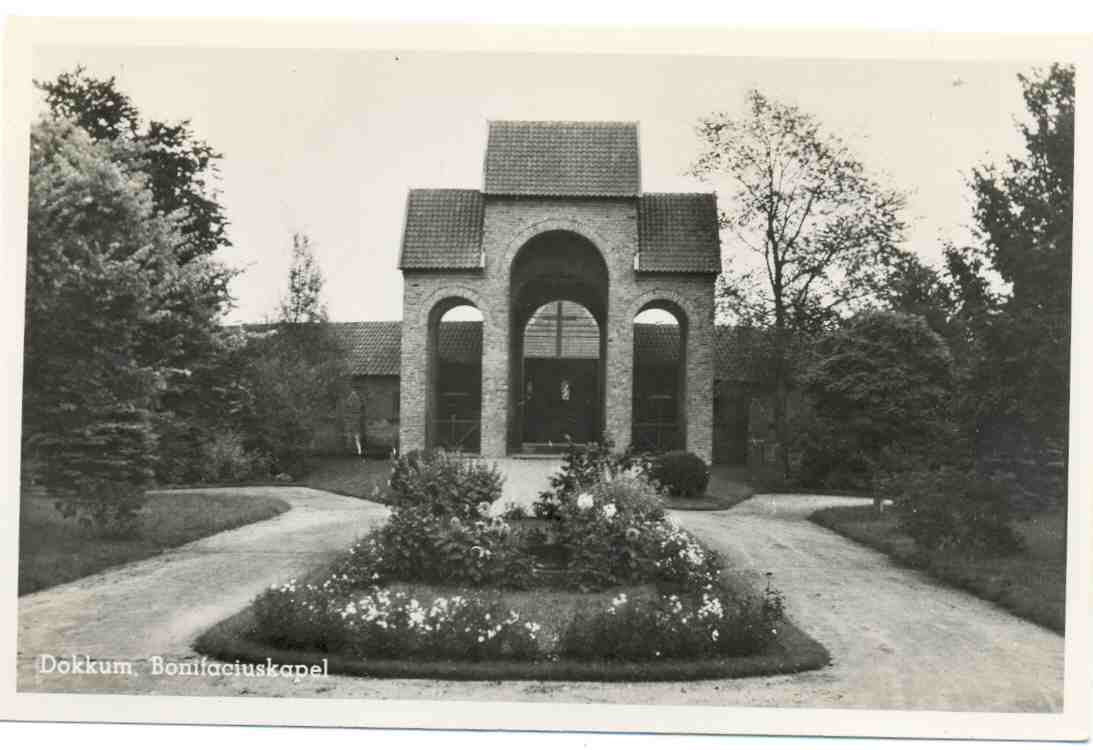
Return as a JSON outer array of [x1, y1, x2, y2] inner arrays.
[[632, 302, 687, 452], [427, 300, 483, 453], [509, 230, 608, 451], [521, 300, 601, 444]]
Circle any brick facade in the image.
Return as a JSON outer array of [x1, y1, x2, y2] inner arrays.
[[396, 121, 720, 462], [399, 198, 717, 461]]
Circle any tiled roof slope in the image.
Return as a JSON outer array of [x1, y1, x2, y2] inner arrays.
[[399, 189, 484, 270], [330, 321, 403, 375], [638, 193, 721, 273], [435, 321, 483, 363], [336, 321, 765, 383], [484, 121, 640, 197]]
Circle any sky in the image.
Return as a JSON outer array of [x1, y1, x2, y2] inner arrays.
[[30, 47, 1033, 324]]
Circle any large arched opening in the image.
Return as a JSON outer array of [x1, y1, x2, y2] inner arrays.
[[508, 230, 608, 451], [426, 299, 483, 453], [631, 301, 688, 452]]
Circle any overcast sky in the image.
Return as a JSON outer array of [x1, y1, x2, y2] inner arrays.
[[31, 47, 1033, 323]]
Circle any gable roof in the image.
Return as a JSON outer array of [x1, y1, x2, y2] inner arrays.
[[398, 189, 485, 270], [483, 121, 640, 197], [637, 193, 722, 274]]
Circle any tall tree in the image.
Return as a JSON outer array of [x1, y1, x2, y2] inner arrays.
[[798, 311, 957, 501], [23, 118, 183, 532], [236, 234, 350, 476], [690, 90, 910, 475], [37, 66, 231, 264], [962, 63, 1074, 452], [36, 68, 239, 483], [278, 233, 327, 324]]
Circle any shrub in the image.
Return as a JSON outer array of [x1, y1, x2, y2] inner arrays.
[[558, 581, 784, 661], [552, 476, 715, 591], [199, 430, 269, 484], [500, 503, 528, 520], [361, 509, 535, 589], [388, 450, 502, 519], [796, 311, 958, 491], [251, 578, 347, 651], [649, 451, 710, 497], [884, 467, 1024, 555], [252, 578, 542, 661], [533, 440, 652, 519]]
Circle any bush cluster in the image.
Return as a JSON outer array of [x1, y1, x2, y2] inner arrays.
[[349, 451, 534, 588], [198, 430, 272, 484], [368, 511, 535, 589], [883, 467, 1024, 555], [247, 449, 788, 664], [388, 450, 503, 518], [649, 451, 710, 497], [252, 577, 540, 661], [558, 582, 784, 661], [532, 441, 652, 519]]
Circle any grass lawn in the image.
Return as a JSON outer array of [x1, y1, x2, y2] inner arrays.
[[663, 465, 755, 511], [809, 504, 1067, 633], [19, 490, 291, 596], [304, 457, 392, 499]]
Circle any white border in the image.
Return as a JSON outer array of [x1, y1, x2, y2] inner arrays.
[[1, 17, 1089, 743]]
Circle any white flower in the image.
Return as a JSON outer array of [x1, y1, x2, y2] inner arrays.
[[602, 503, 617, 519], [576, 493, 594, 510], [477, 501, 491, 516]]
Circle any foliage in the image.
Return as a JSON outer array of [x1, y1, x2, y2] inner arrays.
[[690, 90, 911, 332], [197, 430, 271, 484], [229, 236, 351, 477], [29, 69, 238, 492], [558, 582, 784, 661], [548, 476, 718, 591], [344, 452, 531, 588], [690, 89, 911, 477], [387, 450, 503, 518], [278, 233, 327, 323], [795, 311, 957, 493], [649, 451, 710, 497], [22, 118, 190, 533], [366, 511, 535, 589], [882, 468, 1024, 556], [252, 577, 541, 661], [960, 64, 1074, 455], [533, 440, 652, 519], [37, 66, 231, 263]]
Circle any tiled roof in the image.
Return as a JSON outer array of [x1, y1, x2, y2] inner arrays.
[[637, 193, 722, 274], [399, 189, 484, 270], [337, 321, 764, 383], [330, 321, 403, 376], [435, 321, 482, 364], [483, 121, 640, 197]]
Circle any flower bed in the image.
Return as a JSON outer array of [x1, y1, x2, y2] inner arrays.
[[195, 446, 830, 679]]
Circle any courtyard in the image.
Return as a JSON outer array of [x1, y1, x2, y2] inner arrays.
[[16, 476, 1064, 712]]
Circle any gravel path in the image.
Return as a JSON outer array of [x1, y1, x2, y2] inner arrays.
[[17, 488, 1063, 712]]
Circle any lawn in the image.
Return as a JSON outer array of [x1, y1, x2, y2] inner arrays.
[[304, 457, 392, 499], [19, 490, 291, 595], [809, 504, 1067, 633]]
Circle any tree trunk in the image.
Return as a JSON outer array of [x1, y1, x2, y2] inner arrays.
[[773, 295, 790, 483]]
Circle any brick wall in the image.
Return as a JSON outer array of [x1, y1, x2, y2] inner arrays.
[[400, 196, 716, 462]]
